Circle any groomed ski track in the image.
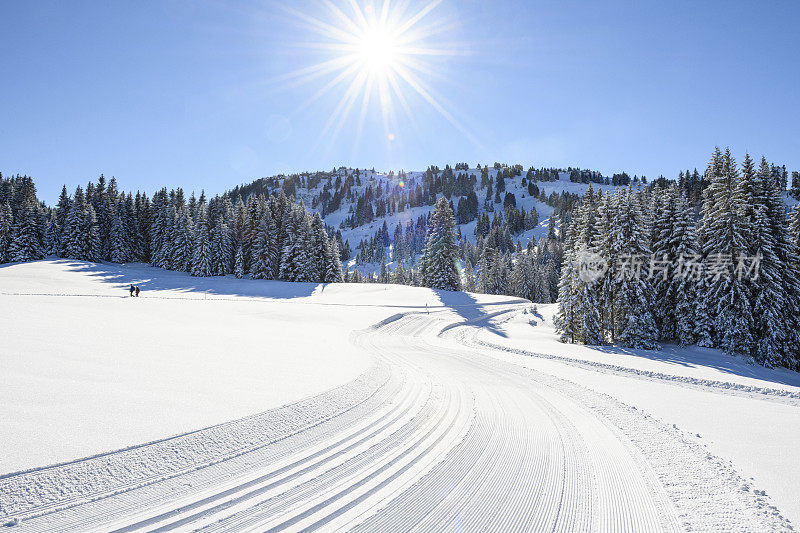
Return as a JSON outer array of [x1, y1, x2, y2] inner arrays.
[[1, 304, 791, 532]]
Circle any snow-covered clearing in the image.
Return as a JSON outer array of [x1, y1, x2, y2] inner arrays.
[[1, 260, 798, 531], [0, 260, 447, 473], [450, 303, 800, 528]]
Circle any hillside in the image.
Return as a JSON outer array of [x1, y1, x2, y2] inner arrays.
[[228, 164, 638, 274]]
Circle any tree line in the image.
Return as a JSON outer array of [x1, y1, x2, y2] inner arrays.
[[555, 148, 800, 370], [0, 174, 343, 283]]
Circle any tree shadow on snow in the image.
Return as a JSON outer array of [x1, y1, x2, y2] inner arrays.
[[590, 342, 800, 387], [56, 260, 321, 300], [432, 289, 526, 338]]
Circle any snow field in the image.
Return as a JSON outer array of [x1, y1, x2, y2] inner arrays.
[[446, 302, 800, 528], [2, 260, 798, 531], [0, 260, 456, 473]]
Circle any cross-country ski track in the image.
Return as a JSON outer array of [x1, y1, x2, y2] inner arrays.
[[1, 298, 794, 531]]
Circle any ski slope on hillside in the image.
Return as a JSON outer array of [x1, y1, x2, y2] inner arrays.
[[1, 261, 797, 531]]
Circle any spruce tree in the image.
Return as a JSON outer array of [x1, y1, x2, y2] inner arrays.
[[615, 188, 659, 349], [0, 201, 12, 263], [169, 211, 193, 271], [191, 206, 213, 277], [323, 235, 344, 282], [54, 185, 71, 256], [554, 246, 581, 343], [462, 257, 476, 292], [109, 206, 131, 264], [791, 204, 800, 255], [420, 197, 460, 291], [279, 206, 310, 282], [85, 204, 102, 262], [234, 244, 245, 278], [672, 188, 699, 346], [9, 199, 44, 262], [701, 148, 755, 355], [211, 218, 232, 276], [250, 214, 272, 280], [45, 210, 60, 256], [63, 186, 99, 261]]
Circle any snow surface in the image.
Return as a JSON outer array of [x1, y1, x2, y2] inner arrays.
[[451, 303, 800, 527], [0, 260, 453, 473], [2, 260, 799, 531]]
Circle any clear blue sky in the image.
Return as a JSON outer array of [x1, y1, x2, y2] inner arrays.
[[2, 0, 798, 203]]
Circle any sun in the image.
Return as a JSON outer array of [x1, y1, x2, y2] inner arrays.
[[355, 26, 399, 73], [279, 0, 476, 150]]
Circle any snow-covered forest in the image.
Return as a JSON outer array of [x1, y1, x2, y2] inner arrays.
[[556, 150, 800, 370], [2, 148, 800, 370]]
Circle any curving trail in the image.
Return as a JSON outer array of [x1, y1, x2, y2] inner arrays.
[[3, 305, 791, 532], [352, 312, 678, 533]]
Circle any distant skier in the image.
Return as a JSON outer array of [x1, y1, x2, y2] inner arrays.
[[135, 286, 140, 297], [129, 284, 135, 297]]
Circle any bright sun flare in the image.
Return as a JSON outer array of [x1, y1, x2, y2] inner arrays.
[[281, 0, 475, 150], [356, 27, 399, 72]]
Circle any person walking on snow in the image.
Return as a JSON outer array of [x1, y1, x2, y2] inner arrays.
[[129, 284, 135, 297], [135, 286, 140, 297]]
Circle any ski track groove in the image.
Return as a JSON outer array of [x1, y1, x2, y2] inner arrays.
[[3, 307, 794, 532], [104, 367, 429, 533]]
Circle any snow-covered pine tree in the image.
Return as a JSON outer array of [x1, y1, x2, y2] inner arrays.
[[756, 157, 800, 368], [0, 201, 13, 263], [379, 261, 388, 283], [45, 210, 60, 256], [476, 244, 494, 294], [250, 213, 273, 280], [54, 185, 71, 256], [554, 245, 580, 343], [462, 257, 476, 292], [420, 197, 460, 291], [149, 192, 166, 266], [279, 206, 309, 282], [234, 243, 245, 278], [264, 206, 280, 278], [109, 205, 132, 264], [9, 198, 44, 262], [210, 217, 232, 276], [170, 210, 193, 272], [85, 204, 102, 262], [554, 194, 597, 343], [692, 273, 714, 347], [309, 214, 328, 281], [63, 187, 84, 259], [595, 192, 620, 339], [232, 197, 252, 273], [572, 191, 604, 344], [323, 235, 343, 282], [191, 205, 213, 277], [742, 155, 783, 365], [63, 186, 99, 261], [651, 186, 678, 340], [701, 148, 755, 356], [671, 187, 699, 346], [393, 261, 407, 285], [297, 214, 315, 282], [615, 188, 659, 350]]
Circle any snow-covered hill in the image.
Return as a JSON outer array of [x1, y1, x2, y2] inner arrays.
[[240, 165, 627, 273]]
